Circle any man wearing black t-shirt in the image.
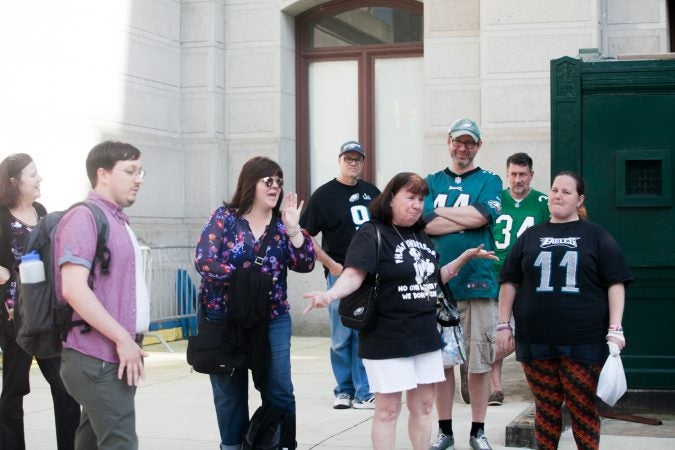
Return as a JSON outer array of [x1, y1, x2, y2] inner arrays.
[[300, 141, 380, 410]]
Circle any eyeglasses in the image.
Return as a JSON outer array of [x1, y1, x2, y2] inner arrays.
[[116, 168, 145, 179], [342, 156, 364, 165], [450, 139, 478, 150], [261, 176, 283, 188]]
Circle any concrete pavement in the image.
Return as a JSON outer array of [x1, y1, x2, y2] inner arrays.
[[21, 337, 675, 449]]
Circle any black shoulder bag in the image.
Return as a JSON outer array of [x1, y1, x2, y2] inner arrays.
[[338, 222, 381, 331], [187, 215, 276, 375]]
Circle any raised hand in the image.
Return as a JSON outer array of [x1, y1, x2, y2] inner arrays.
[[281, 192, 304, 231]]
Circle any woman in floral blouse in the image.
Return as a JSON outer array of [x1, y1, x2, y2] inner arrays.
[[195, 156, 315, 450]]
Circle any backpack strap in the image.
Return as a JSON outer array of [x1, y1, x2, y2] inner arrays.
[[80, 202, 111, 274], [63, 201, 111, 334]]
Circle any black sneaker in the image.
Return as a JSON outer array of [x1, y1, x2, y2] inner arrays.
[[430, 431, 454, 450], [469, 430, 492, 450], [488, 391, 504, 406]]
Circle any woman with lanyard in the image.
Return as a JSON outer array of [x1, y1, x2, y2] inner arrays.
[[304, 172, 496, 450]]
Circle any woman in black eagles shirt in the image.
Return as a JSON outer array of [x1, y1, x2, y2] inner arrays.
[[304, 172, 496, 450], [496, 171, 632, 450]]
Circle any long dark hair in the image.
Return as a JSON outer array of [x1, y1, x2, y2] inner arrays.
[[369, 172, 429, 231], [0, 153, 34, 208], [228, 157, 283, 216]]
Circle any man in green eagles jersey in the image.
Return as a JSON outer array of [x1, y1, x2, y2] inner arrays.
[[489, 153, 549, 406]]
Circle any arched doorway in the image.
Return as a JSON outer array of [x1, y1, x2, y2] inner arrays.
[[296, 0, 424, 198]]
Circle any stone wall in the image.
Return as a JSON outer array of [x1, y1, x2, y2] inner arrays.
[[0, 0, 670, 335]]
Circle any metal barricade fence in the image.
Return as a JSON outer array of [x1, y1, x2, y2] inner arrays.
[[142, 245, 200, 352]]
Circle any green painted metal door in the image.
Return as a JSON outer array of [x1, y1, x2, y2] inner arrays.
[[551, 56, 675, 389]]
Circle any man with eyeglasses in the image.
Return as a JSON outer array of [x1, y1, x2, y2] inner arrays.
[[423, 119, 502, 450], [300, 140, 380, 410], [54, 141, 149, 449]]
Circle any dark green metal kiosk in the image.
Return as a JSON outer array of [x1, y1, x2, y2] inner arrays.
[[550, 54, 675, 392]]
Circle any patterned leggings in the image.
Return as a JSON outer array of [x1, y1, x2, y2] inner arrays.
[[521, 357, 602, 450]]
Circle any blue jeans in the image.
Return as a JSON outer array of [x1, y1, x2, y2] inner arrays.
[[210, 313, 294, 447], [327, 273, 371, 401]]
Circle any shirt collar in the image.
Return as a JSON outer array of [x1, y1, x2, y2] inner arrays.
[[86, 191, 130, 224]]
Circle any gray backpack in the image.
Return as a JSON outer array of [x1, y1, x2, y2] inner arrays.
[[16, 202, 110, 359]]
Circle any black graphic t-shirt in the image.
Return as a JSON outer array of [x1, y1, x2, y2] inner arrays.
[[300, 179, 380, 270], [500, 220, 633, 348], [344, 220, 444, 360]]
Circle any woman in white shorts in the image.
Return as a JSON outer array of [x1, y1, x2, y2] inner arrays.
[[304, 172, 496, 450]]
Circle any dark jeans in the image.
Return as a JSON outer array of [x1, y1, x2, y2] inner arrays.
[[0, 314, 80, 450], [210, 313, 295, 447]]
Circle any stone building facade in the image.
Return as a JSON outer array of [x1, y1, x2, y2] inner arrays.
[[1, 0, 671, 334]]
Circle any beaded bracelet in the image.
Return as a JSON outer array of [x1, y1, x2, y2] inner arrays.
[[287, 227, 302, 238]]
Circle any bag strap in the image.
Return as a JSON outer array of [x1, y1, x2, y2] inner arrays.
[[436, 268, 457, 308], [65, 201, 111, 335], [252, 215, 277, 270], [372, 222, 382, 286]]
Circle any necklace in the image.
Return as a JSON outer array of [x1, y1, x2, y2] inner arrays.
[[392, 224, 417, 250]]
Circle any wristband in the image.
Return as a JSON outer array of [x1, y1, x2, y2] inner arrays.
[[287, 227, 301, 238], [607, 330, 626, 342], [608, 324, 623, 331], [444, 264, 458, 279], [496, 324, 512, 332]]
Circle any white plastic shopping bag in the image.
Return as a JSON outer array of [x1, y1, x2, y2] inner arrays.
[[440, 323, 466, 367], [596, 342, 627, 407]]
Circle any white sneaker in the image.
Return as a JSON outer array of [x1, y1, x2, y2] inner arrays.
[[333, 393, 352, 409], [352, 396, 375, 409]]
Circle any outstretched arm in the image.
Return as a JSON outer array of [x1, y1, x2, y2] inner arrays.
[[303, 266, 366, 313], [438, 244, 498, 284]]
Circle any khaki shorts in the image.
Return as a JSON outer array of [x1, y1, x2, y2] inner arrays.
[[458, 298, 498, 374]]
